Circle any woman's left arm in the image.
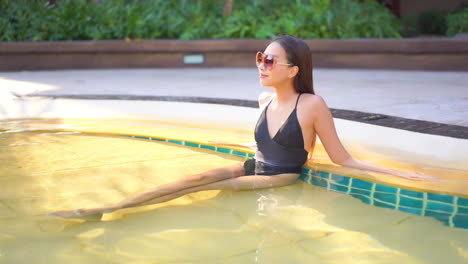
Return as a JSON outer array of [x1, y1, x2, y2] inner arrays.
[[311, 96, 438, 181]]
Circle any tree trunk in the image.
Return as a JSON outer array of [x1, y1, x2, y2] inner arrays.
[[223, 0, 234, 17]]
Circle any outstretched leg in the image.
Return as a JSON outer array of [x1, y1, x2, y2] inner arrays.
[[47, 163, 245, 219], [50, 172, 300, 220], [135, 173, 300, 207]]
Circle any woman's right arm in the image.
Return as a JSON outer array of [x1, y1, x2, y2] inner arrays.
[[311, 96, 437, 181]]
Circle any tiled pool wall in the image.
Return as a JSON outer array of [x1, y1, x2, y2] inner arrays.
[[299, 169, 468, 230], [119, 134, 468, 230]]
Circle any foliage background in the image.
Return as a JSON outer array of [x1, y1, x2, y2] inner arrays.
[[0, 0, 466, 42]]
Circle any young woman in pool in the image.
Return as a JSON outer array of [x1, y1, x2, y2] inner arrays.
[[49, 35, 437, 219]]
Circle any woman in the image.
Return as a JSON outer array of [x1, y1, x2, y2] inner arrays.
[[49, 35, 437, 219]]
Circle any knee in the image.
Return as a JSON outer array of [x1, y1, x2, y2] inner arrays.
[[185, 173, 211, 185], [184, 176, 202, 185]]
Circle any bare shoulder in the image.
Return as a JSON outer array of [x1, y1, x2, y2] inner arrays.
[[258, 91, 275, 107], [300, 94, 328, 110]]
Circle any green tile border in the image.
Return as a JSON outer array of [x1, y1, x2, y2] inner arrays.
[[300, 169, 468, 230], [120, 134, 468, 230]]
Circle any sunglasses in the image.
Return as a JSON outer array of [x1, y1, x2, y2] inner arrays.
[[256, 51, 293, 70]]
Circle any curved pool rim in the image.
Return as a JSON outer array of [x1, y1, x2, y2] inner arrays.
[[11, 126, 464, 230], [2, 96, 467, 229]]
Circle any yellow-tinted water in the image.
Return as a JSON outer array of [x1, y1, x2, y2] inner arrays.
[[0, 119, 467, 263]]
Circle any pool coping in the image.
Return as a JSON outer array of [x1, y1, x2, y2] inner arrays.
[[29, 94, 468, 139]]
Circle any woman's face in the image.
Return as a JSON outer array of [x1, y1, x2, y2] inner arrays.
[[257, 42, 296, 88]]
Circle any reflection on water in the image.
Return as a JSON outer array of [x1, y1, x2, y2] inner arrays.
[[256, 192, 279, 216], [0, 120, 467, 264]]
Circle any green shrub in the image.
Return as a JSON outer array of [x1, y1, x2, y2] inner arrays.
[[446, 8, 468, 36], [0, 0, 54, 41], [0, 0, 402, 41], [46, 0, 100, 40], [399, 15, 419, 37], [329, 0, 401, 38], [417, 9, 447, 35], [217, 0, 400, 39]]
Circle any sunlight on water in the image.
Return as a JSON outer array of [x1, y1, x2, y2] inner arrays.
[[0, 120, 466, 264]]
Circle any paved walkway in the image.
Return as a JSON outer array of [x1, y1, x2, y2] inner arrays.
[[1, 68, 467, 127]]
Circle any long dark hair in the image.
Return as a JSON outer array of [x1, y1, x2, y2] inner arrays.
[[271, 35, 314, 94]]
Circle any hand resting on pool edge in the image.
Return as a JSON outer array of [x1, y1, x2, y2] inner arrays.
[[46, 35, 439, 221]]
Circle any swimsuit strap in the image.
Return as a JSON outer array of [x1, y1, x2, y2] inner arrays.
[[268, 95, 276, 106], [294, 93, 302, 109], [264, 94, 275, 110], [266, 93, 301, 111]]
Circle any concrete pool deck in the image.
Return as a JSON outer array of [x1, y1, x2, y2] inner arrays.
[[1, 67, 467, 196], [1, 67, 467, 130], [1, 67, 468, 229]]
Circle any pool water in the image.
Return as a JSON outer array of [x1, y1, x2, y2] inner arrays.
[[0, 120, 467, 263]]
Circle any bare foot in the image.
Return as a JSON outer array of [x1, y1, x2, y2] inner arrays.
[[47, 209, 106, 221]]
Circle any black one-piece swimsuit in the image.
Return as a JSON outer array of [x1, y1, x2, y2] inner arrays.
[[244, 94, 308, 176]]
